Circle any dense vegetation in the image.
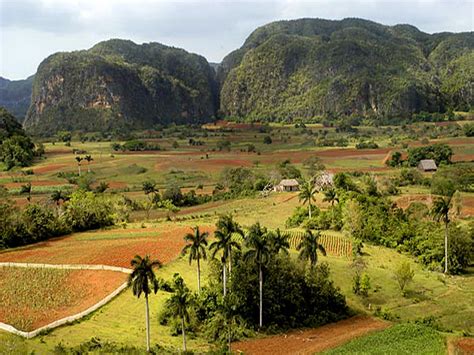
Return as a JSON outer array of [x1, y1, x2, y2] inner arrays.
[[0, 189, 129, 249], [0, 107, 37, 169], [0, 76, 33, 121], [24, 39, 218, 134], [220, 18, 473, 122]]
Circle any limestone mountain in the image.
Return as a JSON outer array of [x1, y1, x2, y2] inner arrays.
[[0, 76, 34, 122], [23, 39, 218, 134], [219, 18, 473, 121]]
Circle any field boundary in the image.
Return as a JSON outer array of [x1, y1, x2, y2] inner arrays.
[[0, 262, 132, 338]]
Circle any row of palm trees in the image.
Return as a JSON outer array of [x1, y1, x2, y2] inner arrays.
[[128, 216, 328, 351], [75, 154, 93, 175]]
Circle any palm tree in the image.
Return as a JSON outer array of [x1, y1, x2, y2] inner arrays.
[[323, 188, 339, 206], [244, 222, 271, 328], [297, 229, 327, 270], [50, 190, 67, 208], [75, 156, 83, 176], [20, 182, 32, 203], [267, 228, 289, 255], [215, 214, 244, 275], [167, 274, 192, 352], [431, 195, 452, 274], [128, 255, 162, 352], [298, 178, 317, 218], [181, 226, 209, 293], [209, 217, 242, 296], [84, 155, 93, 173], [142, 180, 158, 219]]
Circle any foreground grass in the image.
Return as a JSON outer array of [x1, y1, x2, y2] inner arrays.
[[324, 323, 446, 354]]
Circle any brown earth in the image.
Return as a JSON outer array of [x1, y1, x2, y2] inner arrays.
[[456, 338, 474, 354], [0, 269, 125, 331], [233, 316, 390, 355], [0, 226, 215, 268]]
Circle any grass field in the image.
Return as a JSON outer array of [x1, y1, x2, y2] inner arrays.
[[323, 323, 446, 354]]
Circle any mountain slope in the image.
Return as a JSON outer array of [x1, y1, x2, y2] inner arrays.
[[219, 18, 473, 121], [24, 39, 218, 134], [0, 76, 34, 122]]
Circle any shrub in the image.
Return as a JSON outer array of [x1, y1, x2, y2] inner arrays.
[[393, 262, 415, 294]]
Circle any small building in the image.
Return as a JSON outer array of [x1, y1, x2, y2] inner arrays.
[[274, 179, 300, 192], [418, 159, 437, 172]]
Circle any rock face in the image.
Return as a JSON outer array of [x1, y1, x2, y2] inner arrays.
[[0, 76, 34, 122], [24, 39, 218, 134], [219, 18, 473, 121]]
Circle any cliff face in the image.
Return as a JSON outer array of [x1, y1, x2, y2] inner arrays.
[[219, 18, 474, 121], [0, 76, 34, 122], [23, 39, 218, 134]]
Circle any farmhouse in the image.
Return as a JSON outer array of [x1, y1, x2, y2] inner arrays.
[[274, 179, 300, 192], [418, 159, 437, 172]]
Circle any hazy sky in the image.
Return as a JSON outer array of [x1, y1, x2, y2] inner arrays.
[[1, 0, 473, 79]]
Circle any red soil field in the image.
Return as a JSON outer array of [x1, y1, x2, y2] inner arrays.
[[456, 338, 474, 354], [233, 316, 389, 355], [33, 163, 70, 174], [0, 269, 126, 331], [0, 226, 215, 268]]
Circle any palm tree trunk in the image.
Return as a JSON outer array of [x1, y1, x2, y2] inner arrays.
[[229, 247, 232, 276], [259, 264, 263, 328], [78, 164, 81, 176], [197, 257, 201, 294], [145, 295, 150, 352], [88, 163, 91, 173], [444, 221, 448, 274], [223, 263, 227, 296], [308, 203, 312, 219], [182, 317, 187, 351]]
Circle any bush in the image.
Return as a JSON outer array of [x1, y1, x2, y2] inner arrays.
[[393, 262, 415, 294]]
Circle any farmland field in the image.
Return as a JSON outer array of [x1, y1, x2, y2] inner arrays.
[[0, 121, 473, 353], [0, 267, 126, 331]]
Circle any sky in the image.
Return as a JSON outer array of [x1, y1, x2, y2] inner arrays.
[[1, 0, 473, 80]]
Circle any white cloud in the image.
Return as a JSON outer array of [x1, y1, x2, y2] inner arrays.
[[1, 0, 473, 79]]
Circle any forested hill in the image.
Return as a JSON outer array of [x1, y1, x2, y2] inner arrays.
[[219, 18, 474, 121], [0, 76, 34, 122], [23, 39, 218, 134]]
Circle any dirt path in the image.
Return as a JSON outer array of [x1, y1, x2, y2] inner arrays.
[[232, 316, 389, 355]]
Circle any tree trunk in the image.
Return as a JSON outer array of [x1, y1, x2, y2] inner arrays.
[[145, 295, 150, 352], [88, 163, 91, 173], [197, 257, 201, 294], [229, 247, 232, 276], [223, 263, 227, 296], [444, 222, 449, 274], [78, 164, 81, 176], [308, 203, 312, 219], [182, 317, 187, 352], [259, 264, 263, 328]]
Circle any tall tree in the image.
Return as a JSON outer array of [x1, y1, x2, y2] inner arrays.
[[75, 156, 83, 176], [181, 226, 209, 293], [215, 214, 244, 275], [209, 216, 242, 296], [84, 155, 93, 173], [431, 195, 453, 274], [267, 228, 289, 255], [298, 178, 317, 218], [128, 255, 161, 352], [297, 229, 327, 269], [323, 188, 339, 206], [244, 222, 271, 328], [142, 180, 159, 219], [20, 182, 32, 203], [166, 274, 192, 352]]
